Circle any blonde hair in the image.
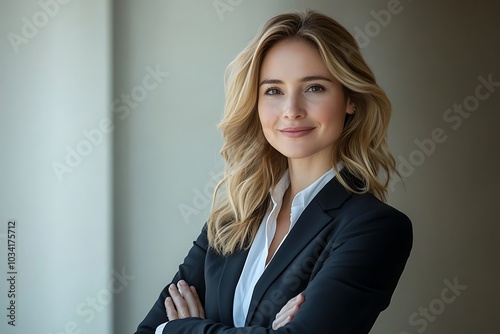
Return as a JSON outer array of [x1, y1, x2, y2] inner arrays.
[[208, 10, 397, 255]]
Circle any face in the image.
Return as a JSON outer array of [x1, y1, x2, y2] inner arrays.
[[258, 39, 354, 166]]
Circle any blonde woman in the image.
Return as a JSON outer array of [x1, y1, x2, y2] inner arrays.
[[136, 10, 412, 334]]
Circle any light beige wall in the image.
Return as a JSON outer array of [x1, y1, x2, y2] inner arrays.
[[0, 0, 113, 333]]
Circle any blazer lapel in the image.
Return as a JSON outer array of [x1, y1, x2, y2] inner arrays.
[[245, 175, 354, 325]]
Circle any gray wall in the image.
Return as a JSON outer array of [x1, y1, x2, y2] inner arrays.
[[1, 0, 499, 333], [0, 0, 113, 333]]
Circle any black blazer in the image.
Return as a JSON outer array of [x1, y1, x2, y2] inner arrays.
[[135, 172, 412, 333]]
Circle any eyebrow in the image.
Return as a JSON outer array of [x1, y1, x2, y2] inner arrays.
[[259, 75, 333, 86]]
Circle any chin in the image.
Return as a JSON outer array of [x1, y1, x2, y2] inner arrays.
[[274, 145, 335, 163], [276, 150, 315, 160]]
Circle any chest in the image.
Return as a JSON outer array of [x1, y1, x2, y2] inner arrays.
[[266, 204, 291, 265]]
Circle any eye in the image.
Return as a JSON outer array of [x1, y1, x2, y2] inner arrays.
[[264, 87, 282, 95], [306, 85, 325, 92]]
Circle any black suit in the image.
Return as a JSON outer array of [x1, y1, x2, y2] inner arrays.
[[135, 172, 412, 333]]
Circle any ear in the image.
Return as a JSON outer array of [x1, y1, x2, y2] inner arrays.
[[346, 97, 356, 115]]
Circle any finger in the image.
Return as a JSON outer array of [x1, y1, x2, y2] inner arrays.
[[168, 283, 189, 318], [295, 293, 305, 305], [276, 294, 303, 318], [273, 315, 292, 330], [190, 286, 205, 319], [274, 302, 301, 329], [274, 305, 298, 328], [273, 294, 305, 329], [177, 280, 200, 317], [164, 297, 178, 320]]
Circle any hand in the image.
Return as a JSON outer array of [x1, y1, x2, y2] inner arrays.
[[164, 280, 206, 320], [272, 293, 305, 330]]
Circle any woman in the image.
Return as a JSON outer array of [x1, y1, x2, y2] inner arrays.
[[136, 10, 412, 334]]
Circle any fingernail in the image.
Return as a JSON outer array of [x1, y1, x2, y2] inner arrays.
[[177, 282, 185, 297], [169, 284, 175, 290], [179, 280, 187, 286]]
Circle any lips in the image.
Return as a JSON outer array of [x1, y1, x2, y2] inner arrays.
[[279, 127, 315, 138]]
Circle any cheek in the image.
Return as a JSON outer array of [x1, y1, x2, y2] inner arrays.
[[326, 110, 347, 126], [257, 107, 276, 146], [317, 102, 347, 127], [257, 102, 275, 129]]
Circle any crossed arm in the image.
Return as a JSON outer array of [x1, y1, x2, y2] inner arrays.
[[165, 280, 304, 330], [136, 205, 412, 333]]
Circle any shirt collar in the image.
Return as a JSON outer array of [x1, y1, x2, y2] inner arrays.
[[269, 167, 338, 227]]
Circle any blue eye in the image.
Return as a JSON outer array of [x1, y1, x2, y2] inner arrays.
[[264, 88, 282, 95], [307, 85, 325, 92]]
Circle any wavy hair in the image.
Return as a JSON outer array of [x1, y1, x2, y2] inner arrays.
[[208, 10, 398, 255]]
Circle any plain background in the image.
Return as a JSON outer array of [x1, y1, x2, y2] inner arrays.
[[1, 0, 499, 333]]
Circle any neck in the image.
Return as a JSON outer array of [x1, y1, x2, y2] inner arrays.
[[287, 157, 333, 199]]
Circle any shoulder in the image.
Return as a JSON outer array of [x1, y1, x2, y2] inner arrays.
[[331, 192, 413, 263], [316, 173, 412, 231], [315, 176, 412, 249], [342, 192, 412, 235]]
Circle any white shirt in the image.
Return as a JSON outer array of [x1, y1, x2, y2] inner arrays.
[[232, 168, 335, 327], [156, 168, 336, 333]]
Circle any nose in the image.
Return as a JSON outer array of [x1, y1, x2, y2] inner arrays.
[[283, 93, 305, 119]]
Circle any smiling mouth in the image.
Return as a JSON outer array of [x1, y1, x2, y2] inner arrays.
[[279, 127, 315, 138]]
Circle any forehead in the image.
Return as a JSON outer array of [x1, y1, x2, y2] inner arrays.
[[259, 39, 332, 79]]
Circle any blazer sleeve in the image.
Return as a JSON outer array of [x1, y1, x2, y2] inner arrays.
[[134, 224, 209, 334], [161, 206, 412, 334]]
